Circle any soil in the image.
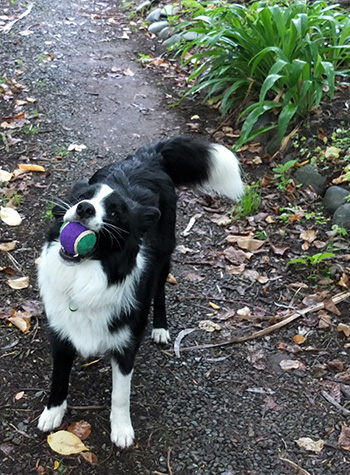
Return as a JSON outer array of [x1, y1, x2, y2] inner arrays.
[[1, 1, 350, 475]]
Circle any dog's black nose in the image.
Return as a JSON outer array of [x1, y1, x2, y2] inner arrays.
[[76, 201, 95, 218]]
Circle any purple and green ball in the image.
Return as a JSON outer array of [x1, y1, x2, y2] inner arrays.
[[60, 222, 97, 256]]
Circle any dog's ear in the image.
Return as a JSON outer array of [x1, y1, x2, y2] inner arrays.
[[69, 180, 89, 200], [137, 206, 161, 235]]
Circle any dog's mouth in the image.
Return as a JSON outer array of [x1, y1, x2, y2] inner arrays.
[[59, 247, 83, 263]]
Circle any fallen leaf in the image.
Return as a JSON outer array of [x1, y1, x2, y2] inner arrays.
[[338, 273, 350, 288], [8, 314, 30, 333], [209, 302, 220, 310], [123, 68, 134, 76], [293, 334, 307, 345], [325, 146, 341, 159], [176, 245, 193, 254], [18, 164, 45, 172], [67, 421, 91, 441], [0, 241, 17, 251], [338, 423, 350, 451], [270, 243, 289, 255], [237, 306, 251, 318], [328, 360, 345, 372], [264, 395, 283, 411], [15, 391, 24, 400], [338, 323, 350, 337], [227, 235, 265, 251], [47, 430, 89, 455], [166, 273, 178, 285], [198, 320, 221, 332], [226, 263, 245, 275], [295, 437, 324, 453], [0, 169, 12, 182], [183, 272, 205, 283], [280, 359, 306, 370], [7, 276, 29, 289], [67, 144, 87, 152], [53, 461, 59, 470], [80, 451, 98, 464], [223, 247, 252, 265], [335, 367, 350, 383], [300, 229, 317, 243], [210, 213, 232, 226], [174, 328, 196, 357], [0, 206, 22, 226], [318, 310, 331, 329]]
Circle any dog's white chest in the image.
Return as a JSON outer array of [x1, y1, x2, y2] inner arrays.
[[38, 241, 144, 357]]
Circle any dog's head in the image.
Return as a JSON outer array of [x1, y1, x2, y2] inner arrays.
[[52, 180, 160, 263]]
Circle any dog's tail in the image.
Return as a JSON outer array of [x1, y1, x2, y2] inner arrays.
[[155, 136, 244, 201]]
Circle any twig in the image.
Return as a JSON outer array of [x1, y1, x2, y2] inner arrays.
[[321, 390, 350, 416], [67, 405, 106, 410], [279, 456, 311, 475], [177, 291, 350, 353], [167, 448, 173, 475], [9, 423, 33, 439], [2, 3, 33, 33]]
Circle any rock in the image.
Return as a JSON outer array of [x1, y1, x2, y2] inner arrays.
[[294, 164, 326, 195], [265, 135, 281, 156], [182, 31, 202, 41], [136, 0, 151, 13], [158, 26, 171, 40], [332, 203, 350, 229], [162, 34, 181, 47], [148, 20, 169, 34], [145, 7, 162, 22], [323, 186, 349, 214]]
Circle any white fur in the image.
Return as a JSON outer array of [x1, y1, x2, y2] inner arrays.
[[204, 144, 244, 201], [110, 363, 134, 448], [37, 401, 67, 432], [64, 184, 113, 231], [38, 241, 146, 358], [151, 328, 170, 344]]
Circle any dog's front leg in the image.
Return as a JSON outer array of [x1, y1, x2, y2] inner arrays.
[[38, 335, 76, 432], [110, 356, 135, 448]]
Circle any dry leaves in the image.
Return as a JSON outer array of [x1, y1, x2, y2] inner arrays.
[[0, 241, 17, 251], [47, 430, 89, 455], [0, 206, 22, 226], [280, 359, 306, 371], [7, 276, 29, 289], [295, 437, 324, 453], [67, 421, 91, 441]]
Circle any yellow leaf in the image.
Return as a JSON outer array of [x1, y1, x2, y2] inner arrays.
[[0, 206, 22, 226], [293, 334, 307, 345], [47, 430, 89, 455], [295, 437, 324, 453], [54, 461, 60, 470], [0, 240, 17, 252], [325, 146, 341, 159], [8, 314, 30, 334], [209, 302, 220, 310], [166, 273, 178, 285], [18, 164, 45, 172]]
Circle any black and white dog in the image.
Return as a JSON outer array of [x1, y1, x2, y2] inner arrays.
[[37, 136, 243, 448]]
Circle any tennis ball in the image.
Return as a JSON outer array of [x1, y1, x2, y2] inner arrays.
[[59, 222, 96, 256]]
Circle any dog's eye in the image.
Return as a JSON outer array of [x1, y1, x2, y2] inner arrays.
[[109, 211, 116, 218]]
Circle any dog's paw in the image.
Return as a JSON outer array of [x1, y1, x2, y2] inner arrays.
[[37, 401, 67, 432], [151, 328, 170, 344], [111, 420, 135, 448]]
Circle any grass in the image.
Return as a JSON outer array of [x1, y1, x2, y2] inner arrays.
[[232, 183, 261, 219], [173, 0, 350, 148]]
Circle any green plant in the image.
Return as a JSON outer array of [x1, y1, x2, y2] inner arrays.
[[272, 160, 297, 190], [23, 124, 39, 135], [56, 146, 68, 158], [288, 252, 335, 267], [232, 183, 261, 218], [174, 1, 350, 148], [331, 224, 347, 237]]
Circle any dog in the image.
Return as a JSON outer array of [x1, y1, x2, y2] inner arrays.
[[37, 136, 244, 448]]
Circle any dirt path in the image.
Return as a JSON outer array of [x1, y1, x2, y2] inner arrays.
[[1, 1, 350, 475]]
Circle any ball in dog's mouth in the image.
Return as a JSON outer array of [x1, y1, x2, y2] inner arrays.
[[59, 222, 97, 262]]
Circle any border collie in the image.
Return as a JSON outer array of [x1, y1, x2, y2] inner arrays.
[[37, 136, 243, 448]]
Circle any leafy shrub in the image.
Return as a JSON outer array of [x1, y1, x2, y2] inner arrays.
[[175, 0, 350, 148]]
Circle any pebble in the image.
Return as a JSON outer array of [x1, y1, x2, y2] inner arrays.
[[158, 26, 171, 40], [145, 7, 162, 23], [323, 185, 349, 213], [332, 203, 350, 229], [136, 0, 151, 13], [294, 164, 326, 195], [148, 20, 169, 34]]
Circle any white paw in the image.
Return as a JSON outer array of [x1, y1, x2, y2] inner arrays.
[[152, 328, 170, 344], [110, 419, 134, 448], [37, 401, 67, 432]]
